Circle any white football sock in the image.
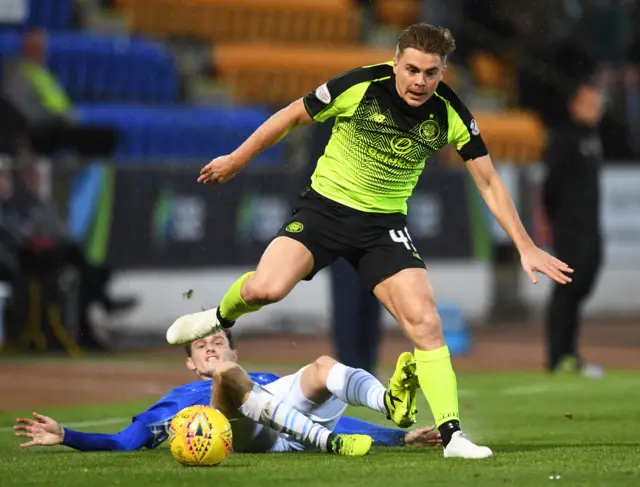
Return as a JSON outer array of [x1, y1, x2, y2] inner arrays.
[[238, 384, 333, 452], [326, 362, 387, 414]]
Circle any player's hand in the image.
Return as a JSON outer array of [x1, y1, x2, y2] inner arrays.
[[403, 426, 442, 447], [13, 412, 64, 447], [520, 244, 573, 285], [197, 154, 242, 187]]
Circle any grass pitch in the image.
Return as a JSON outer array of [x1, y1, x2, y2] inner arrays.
[[1, 371, 639, 487]]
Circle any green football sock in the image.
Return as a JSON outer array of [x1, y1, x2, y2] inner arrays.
[[414, 346, 460, 427], [218, 272, 263, 321]]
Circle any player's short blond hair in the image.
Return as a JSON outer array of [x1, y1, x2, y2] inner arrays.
[[396, 23, 456, 61]]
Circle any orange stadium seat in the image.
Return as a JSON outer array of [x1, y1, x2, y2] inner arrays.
[[469, 51, 518, 105], [213, 43, 458, 106], [123, 0, 360, 45], [441, 111, 547, 165], [374, 0, 420, 27]]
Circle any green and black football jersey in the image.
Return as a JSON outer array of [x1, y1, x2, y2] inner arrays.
[[303, 61, 488, 215]]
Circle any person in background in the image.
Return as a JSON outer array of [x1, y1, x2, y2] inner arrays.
[[1, 28, 117, 159], [1, 162, 138, 350], [542, 83, 605, 378], [330, 257, 383, 375]]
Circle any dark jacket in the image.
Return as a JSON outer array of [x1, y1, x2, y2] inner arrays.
[[543, 121, 602, 241]]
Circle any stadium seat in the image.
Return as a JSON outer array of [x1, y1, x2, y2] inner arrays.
[[123, 0, 360, 45], [0, 32, 178, 104], [469, 51, 517, 105], [2, 0, 75, 31], [374, 0, 420, 28], [75, 104, 284, 165], [441, 110, 547, 164], [212, 43, 458, 106]]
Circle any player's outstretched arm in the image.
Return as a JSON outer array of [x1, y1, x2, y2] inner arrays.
[[14, 411, 153, 452], [403, 426, 443, 447], [334, 416, 441, 447], [466, 155, 574, 285], [198, 98, 313, 187]]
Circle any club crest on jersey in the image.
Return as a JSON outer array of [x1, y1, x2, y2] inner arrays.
[[286, 222, 304, 233], [315, 83, 331, 104], [419, 120, 440, 142]]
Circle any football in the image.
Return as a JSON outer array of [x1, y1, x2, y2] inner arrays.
[[169, 405, 233, 466]]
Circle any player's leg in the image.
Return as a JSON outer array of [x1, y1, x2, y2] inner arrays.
[[261, 362, 373, 455], [166, 237, 312, 345], [301, 355, 419, 428], [353, 221, 491, 459], [547, 230, 602, 375], [211, 362, 371, 456], [372, 267, 492, 459], [167, 202, 338, 346]]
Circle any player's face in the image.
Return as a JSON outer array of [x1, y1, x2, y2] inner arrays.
[[393, 48, 445, 107], [186, 333, 237, 379]]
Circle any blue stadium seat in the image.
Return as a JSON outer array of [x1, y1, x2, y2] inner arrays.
[[0, 0, 73, 31], [75, 104, 284, 166], [0, 31, 178, 103], [28, 0, 73, 31], [438, 301, 472, 355]]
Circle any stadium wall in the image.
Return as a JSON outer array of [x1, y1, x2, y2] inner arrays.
[[108, 261, 492, 336], [106, 163, 640, 337], [519, 164, 640, 317]]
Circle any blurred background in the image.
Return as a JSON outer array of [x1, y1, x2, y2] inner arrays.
[[0, 0, 638, 375]]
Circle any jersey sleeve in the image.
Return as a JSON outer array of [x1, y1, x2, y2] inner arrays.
[[438, 84, 489, 161], [62, 420, 153, 451], [333, 416, 406, 446], [303, 64, 389, 123]]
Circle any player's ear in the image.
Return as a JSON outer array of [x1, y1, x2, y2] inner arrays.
[[186, 357, 196, 372]]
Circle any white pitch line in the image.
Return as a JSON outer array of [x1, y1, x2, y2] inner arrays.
[[457, 389, 477, 397], [502, 384, 555, 396], [0, 417, 129, 433]]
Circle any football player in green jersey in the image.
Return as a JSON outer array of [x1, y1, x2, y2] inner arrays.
[[167, 23, 574, 459]]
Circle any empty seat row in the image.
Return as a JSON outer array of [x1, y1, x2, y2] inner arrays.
[[0, 0, 74, 31], [440, 110, 547, 164], [212, 43, 459, 106], [121, 0, 360, 45], [75, 104, 284, 165], [0, 31, 178, 103]]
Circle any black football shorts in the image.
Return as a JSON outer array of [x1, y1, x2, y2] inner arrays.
[[274, 188, 426, 292]]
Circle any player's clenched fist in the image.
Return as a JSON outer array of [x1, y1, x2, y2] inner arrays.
[[197, 154, 242, 187]]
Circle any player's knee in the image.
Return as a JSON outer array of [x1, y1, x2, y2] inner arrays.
[[400, 304, 444, 348], [299, 355, 336, 403], [242, 275, 289, 304], [212, 361, 241, 384], [212, 362, 252, 412], [313, 355, 338, 378]]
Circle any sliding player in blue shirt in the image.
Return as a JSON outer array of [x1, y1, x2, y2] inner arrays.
[[14, 330, 441, 455]]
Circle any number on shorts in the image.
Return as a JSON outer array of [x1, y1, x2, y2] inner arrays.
[[389, 227, 417, 252]]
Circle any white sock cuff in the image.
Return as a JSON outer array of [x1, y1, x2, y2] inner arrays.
[[326, 362, 353, 395], [237, 383, 264, 422]]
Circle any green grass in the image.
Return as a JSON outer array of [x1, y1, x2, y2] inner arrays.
[[1, 371, 639, 486]]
